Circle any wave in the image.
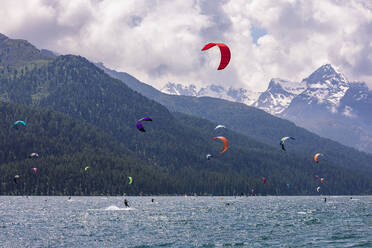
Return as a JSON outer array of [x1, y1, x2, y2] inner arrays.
[[104, 205, 133, 211]]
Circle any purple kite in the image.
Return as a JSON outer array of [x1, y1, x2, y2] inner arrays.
[[136, 117, 152, 132]]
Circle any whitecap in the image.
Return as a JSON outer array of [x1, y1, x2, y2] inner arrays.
[[104, 205, 135, 211], [87, 205, 135, 211]]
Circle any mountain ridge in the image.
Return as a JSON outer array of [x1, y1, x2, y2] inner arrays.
[[95, 61, 372, 177], [160, 82, 260, 105], [281, 65, 372, 153], [253, 78, 305, 115], [0, 33, 54, 67], [145, 63, 372, 153]]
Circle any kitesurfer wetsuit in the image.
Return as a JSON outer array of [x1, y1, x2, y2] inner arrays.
[[124, 199, 129, 208]]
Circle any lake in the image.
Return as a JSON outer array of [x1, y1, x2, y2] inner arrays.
[[0, 196, 371, 247]]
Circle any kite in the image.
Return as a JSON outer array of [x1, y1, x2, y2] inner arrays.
[[212, 136, 229, 154], [136, 117, 152, 132], [14, 120, 26, 129], [202, 43, 231, 70], [280, 137, 295, 151]]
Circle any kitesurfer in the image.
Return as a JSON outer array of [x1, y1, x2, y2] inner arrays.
[[124, 199, 129, 208], [151, 198, 154, 202], [13, 175, 20, 184], [324, 197, 327, 203]]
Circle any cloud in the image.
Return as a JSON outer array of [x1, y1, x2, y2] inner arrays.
[[0, 0, 371, 91]]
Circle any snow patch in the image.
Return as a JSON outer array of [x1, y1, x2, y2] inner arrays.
[[161, 82, 261, 105], [253, 78, 304, 115], [342, 105, 356, 118]]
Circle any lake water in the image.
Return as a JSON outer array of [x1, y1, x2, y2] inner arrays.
[[0, 196, 371, 247]]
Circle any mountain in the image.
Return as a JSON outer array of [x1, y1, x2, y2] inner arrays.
[[339, 83, 372, 152], [161, 82, 198, 96], [160, 78, 306, 116], [0, 33, 54, 67], [1, 34, 372, 195], [283, 64, 349, 117], [161, 82, 260, 105], [95, 62, 372, 177], [151, 63, 372, 154], [40, 49, 58, 57], [253, 78, 306, 115], [281, 64, 372, 153], [339, 82, 372, 127]]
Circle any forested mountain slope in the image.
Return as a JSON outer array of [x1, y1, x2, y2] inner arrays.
[[0, 102, 171, 195], [100, 64, 372, 175]]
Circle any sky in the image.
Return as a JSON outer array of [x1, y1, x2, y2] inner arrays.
[[1, 0, 372, 91]]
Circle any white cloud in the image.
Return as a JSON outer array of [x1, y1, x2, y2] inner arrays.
[[222, 0, 372, 90], [0, 0, 371, 91]]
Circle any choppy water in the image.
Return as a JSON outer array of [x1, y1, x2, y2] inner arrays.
[[0, 196, 371, 247]]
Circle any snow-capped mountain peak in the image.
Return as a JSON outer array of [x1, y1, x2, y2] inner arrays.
[[161, 64, 368, 122], [160, 83, 260, 105], [298, 64, 350, 111], [252, 78, 305, 115], [269, 78, 306, 95], [305, 64, 348, 88], [281, 66, 372, 154], [160, 82, 198, 96]]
